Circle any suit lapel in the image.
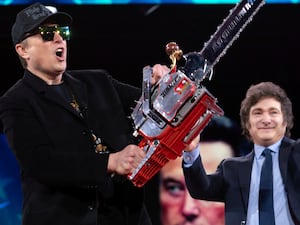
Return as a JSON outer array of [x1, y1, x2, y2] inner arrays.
[[278, 137, 294, 186], [238, 151, 254, 213]]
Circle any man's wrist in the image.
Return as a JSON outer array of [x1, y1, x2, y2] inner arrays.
[[183, 144, 200, 167]]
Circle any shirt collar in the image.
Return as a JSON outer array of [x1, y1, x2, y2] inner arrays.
[[254, 138, 282, 159]]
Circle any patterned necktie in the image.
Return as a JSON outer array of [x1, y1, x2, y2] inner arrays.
[[259, 148, 275, 225]]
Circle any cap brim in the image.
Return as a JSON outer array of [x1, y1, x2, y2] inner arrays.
[[43, 12, 73, 26], [27, 12, 72, 33]]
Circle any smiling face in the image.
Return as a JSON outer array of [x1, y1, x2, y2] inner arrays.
[[247, 97, 287, 147], [15, 23, 67, 85]]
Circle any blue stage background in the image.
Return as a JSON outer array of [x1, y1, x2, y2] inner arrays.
[[1, 0, 300, 5], [0, 135, 22, 225]]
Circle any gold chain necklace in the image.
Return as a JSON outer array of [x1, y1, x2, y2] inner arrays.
[[68, 86, 108, 154], [70, 94, 83, 118]]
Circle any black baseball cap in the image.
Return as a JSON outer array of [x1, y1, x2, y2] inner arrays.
[[11, 2, 72, 45]]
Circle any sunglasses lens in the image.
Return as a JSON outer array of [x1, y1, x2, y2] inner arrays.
[[58, 26, 70, 41], [38, 26, 70, 41]]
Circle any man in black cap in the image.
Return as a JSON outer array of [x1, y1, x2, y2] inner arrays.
[[0, 2, 169, 225], [11, 3, 72, 46]]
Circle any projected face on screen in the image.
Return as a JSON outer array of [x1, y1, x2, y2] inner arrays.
[[159, 142, 234, 225]]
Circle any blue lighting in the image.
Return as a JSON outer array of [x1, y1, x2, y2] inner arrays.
[[0, 0, 299, 5]]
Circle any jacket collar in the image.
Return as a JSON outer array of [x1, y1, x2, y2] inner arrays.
[[278, 136, 295, 186], [22, 70, 88, 118], [238, 151, 254, 213]]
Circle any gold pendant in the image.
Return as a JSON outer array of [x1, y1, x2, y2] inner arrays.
[[95, 143, 108, 153], [70, 100, 80, 112], [92, 133, 108, 153]]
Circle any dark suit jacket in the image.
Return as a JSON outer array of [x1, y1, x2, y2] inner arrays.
[[183, 137, 300, 225], [0, 69, 151, 225]]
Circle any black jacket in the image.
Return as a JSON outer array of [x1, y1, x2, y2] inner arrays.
[[0, 69, 151, 225]]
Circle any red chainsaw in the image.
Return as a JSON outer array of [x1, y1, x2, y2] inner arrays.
[[128, 0, 265, 187]]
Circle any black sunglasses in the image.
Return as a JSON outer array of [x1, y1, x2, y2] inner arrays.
[[23, 25, 70, 42]]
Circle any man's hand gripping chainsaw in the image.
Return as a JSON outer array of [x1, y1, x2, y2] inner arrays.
[[128, 0, 265, 188]]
